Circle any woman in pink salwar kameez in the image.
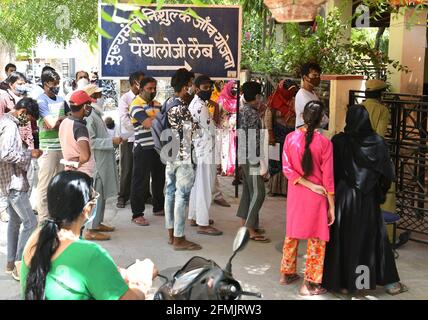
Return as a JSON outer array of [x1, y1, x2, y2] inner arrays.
[[280, 101, 335, 296], [218, 81, 238, 176]]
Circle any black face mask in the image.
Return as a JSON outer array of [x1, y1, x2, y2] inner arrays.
[[142, 91, 156, 102], [231, 89, 238, 96], [198, 89, 212, 101], [49, 86, 60, 96]]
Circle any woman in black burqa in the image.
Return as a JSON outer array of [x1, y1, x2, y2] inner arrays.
[[322, 105, 407, 295]]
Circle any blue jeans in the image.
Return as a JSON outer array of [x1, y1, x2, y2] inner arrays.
[[165, 162, 195, 237], [7, 190, 37, 263]]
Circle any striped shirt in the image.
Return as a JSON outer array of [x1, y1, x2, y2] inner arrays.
[[129, 95, 161, 149], [37, 93, 69, 151]]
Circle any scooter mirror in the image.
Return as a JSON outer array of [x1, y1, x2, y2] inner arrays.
[[232, 227, 250, 253]]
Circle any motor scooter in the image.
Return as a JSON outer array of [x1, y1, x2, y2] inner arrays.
[[154, 227, 262, 300]]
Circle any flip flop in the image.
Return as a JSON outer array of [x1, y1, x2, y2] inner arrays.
[[299, 284, 320, 296], [173, 242, 202, 251], [250, 235, 270, 243], [279, 274, 301, 285], [197, 227, 223, 236], [255, 228, 266, 234], [386, 282, 408, 295], [132, 216, 150, 226], [190, 219, 214, 227]]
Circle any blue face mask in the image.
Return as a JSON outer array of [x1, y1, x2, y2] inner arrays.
[[15, 84, 29, 96]]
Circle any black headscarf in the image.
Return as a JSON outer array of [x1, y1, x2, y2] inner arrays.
[[333, 105, 394, 197]]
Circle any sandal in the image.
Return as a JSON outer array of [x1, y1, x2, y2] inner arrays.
[[197, 226, 223, 236], [250, 235, 270, 243], [190, 219, 214, 227], [386, 282, 408, 295], [279, 274, 301, 285], [299, 282, 326, 296], [173, 237, 202, 251], [132, 216, 149, 226], [255, 228, 266, 234]]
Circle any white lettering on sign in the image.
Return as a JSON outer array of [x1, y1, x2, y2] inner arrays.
[[104, 8, 236, 70]]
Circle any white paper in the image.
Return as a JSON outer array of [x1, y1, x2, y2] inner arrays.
[[268, 143, 280, 161], [127, 258, 154, 289], [120, 130, 134, 140], [60, 159, 79, 168]]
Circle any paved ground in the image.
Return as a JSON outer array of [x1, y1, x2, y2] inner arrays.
[[1, 176, 427, 300]]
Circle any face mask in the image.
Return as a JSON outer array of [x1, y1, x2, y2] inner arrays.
[[187, 87, 194, 95], [83, 203, 97, 229], [142, 91, 156, 102], [96, 97, 105, 108], [49, 86, 60, 96], [306, 75, 320, 88], [198, 89, 212, 101], [15, 84, 29, 96], [17, 113, 29, 127], [231, 88, 238, 96]]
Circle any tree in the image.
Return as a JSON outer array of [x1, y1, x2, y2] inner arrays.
[[0, 0, 232, 53], [0, 0, 98, 53]]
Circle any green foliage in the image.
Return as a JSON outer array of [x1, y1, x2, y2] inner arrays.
[[241, 8, 409, 78], [0, 0, 98, 52]]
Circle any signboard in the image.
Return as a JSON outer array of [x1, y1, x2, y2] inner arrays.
[[99, 4, 242, 79]]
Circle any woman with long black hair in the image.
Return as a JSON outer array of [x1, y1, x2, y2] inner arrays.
[[21, 171, 155, 300], [322, 105, 407, 295], [280, 101, 335, 296]]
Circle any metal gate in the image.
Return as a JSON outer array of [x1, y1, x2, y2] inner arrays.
[[349, 91, 428, 243]]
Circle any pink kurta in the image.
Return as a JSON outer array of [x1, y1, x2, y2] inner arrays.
[[282, 128, 334, 241]]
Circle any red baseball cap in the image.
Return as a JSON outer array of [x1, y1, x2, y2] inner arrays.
[[70, 90, 96, 105]]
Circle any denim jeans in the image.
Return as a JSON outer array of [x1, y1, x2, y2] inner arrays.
[[7, 190, 38, 263], [165, 161, 195, 237]]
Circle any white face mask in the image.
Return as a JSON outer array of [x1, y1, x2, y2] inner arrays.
[[76, 78, 90, 89], [96, 97, 105, 108]]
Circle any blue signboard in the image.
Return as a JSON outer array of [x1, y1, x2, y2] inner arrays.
[[99, 4, 242, 79]]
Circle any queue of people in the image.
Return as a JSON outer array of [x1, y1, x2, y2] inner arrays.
[[0, 60, 408, 299]]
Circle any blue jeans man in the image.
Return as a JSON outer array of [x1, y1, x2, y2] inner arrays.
[[164, 161, 201, 251]]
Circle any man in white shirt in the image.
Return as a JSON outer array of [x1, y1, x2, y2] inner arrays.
[[295, 62, 328, 129], [116, 71, 145, 208], [188, 75, 222, 236]]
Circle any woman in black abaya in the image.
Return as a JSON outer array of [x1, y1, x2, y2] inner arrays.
[[322, 105, 407, 295]]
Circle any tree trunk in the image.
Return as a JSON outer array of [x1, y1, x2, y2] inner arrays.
[[267, 14, 275, 52], [261, 9, 267, 53], [0, 40, 16, 81], [375, 26, 386, 51]]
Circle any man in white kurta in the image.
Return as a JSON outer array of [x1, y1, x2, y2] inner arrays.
[[188, 75, 223, 236]]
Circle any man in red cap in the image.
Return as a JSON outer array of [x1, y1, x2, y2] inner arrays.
[[59, 90, 95, 177]]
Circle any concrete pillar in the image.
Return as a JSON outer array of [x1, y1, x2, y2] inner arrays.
[[388, 8, 427, 95], [321, 75, 365, 138]]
